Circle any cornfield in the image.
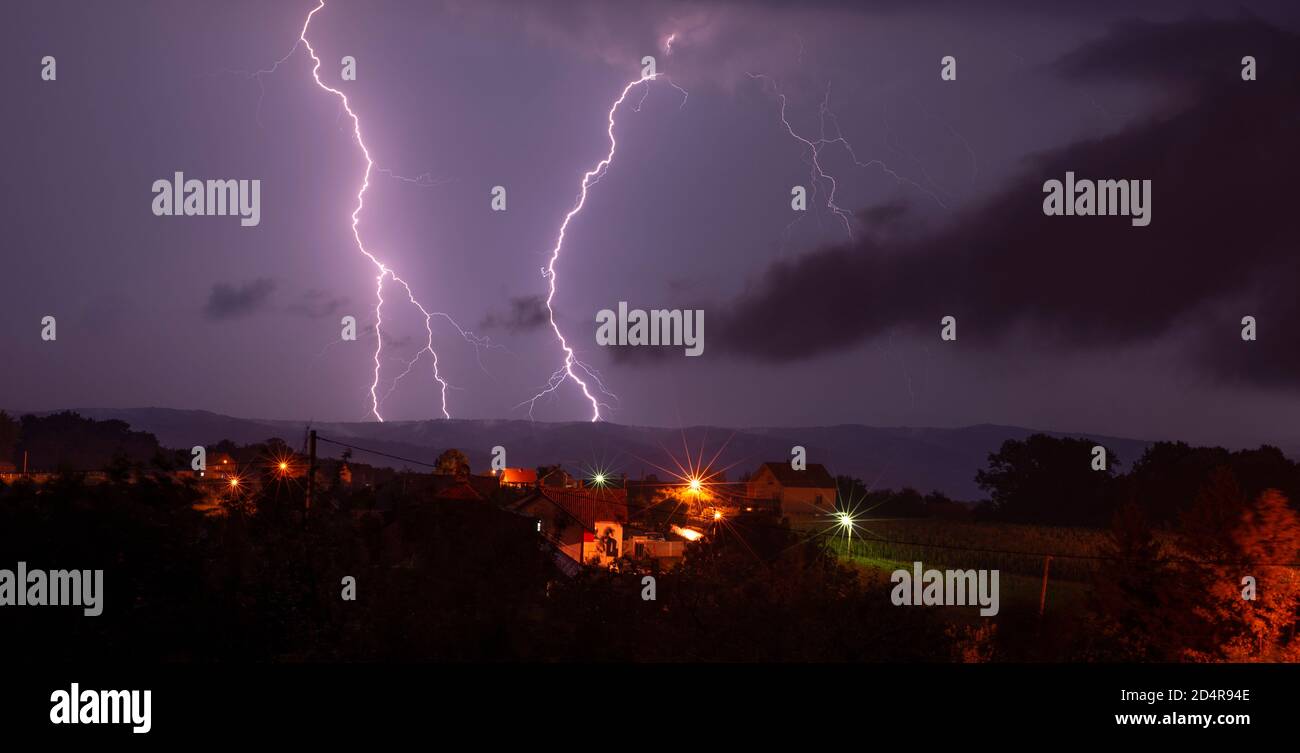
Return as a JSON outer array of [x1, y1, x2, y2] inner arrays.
[[817, 519, 1117, 582]]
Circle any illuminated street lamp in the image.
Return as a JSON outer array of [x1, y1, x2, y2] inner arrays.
[[838, 511, 855, 557]]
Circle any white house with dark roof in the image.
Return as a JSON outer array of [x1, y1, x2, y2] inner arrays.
[[747, 462, 837, 520]]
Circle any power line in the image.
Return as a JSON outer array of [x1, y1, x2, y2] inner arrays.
[[313, 434, 440, 470]]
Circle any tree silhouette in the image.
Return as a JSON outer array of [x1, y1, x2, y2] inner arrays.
[[0, 411, 18, 467], [1179, 468, 1300, 660], [1086, 500, 1182, 660], [976, 434, 1120, 526], [435, 448, 470, 476]]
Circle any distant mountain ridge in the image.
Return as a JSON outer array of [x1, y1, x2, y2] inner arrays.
[[32, 407, 1173, 500]]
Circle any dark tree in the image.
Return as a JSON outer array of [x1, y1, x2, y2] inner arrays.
[[435, 448, 470, 476], [1177, 468, 1300, 661], [975, 434, 1120, 526], [0, 411, 18, 466], [1122, 441, 1300, 527], [16, 411, 161, 472], [1085, 501, 1182, 660]]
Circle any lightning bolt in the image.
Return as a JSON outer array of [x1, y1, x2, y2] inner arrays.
[[523, 70, 687, 422], [295, 0, 466, 421], [747, 73, 948, 243]]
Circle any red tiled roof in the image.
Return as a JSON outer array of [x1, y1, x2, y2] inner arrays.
[[433, 482, 484, 501], [513, 487, 628, 531]]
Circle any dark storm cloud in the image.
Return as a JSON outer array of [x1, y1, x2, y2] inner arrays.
[[452, 0, 1300, 92], [481, 295, 550, 333], [203, 279, 277, 320], [1052, 14, 1274, 86], [709, 16, 1300, 386], [857, 200, 911, 227], [287, 289, 349, 319]]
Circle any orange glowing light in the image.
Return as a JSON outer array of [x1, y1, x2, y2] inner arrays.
[[229, 478, 240, 488], [634, 433, 744, 519], [279, 462, 289, 471], [713, 510, 723, 521], [671, 524, 703, 542]]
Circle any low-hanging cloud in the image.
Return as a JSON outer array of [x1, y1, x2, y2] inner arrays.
[[481, 295, 551, 333], [287, 288, 350, 319], [203, 278, 277, 320]]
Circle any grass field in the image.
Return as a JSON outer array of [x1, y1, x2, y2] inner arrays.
[[814, 518, 1115, 582], [807, 518, 1109, 619]]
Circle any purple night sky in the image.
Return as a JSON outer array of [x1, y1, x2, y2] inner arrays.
[[2, 0, 1298, 452]]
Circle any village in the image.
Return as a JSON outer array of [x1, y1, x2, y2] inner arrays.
[[176, 445, 844, 575], [0, 439, 842, 576], [0, 412, 845, 576]]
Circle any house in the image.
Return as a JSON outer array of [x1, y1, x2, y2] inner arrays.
[[539, 466, 578, 489], [747, 462, 837, 520], [508, 486, 695, 570], [201, 452, 237, 479], [497, 467, 537, 488], [625, 533, 686, 568], [508, 486, 629, 565], [587, 520, 625, 568]]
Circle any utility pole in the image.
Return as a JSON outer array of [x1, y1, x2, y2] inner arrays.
[[306, 430, 317, 514]]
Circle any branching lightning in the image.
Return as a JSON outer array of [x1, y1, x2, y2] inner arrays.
[[747, 72, 948, 242], [522, 69, 687, 422], [248, 12, 956, 425], [295, 0, 477, 421]]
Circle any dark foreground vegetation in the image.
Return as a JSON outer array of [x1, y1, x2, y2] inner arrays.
[[1, 411, 1298, 662]]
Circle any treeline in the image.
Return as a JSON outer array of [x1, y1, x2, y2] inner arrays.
[[832, 477, 969, 519], [835, 434, 1300, 529], [974, 434, 1300, 528], [0, 411, 163, 472]]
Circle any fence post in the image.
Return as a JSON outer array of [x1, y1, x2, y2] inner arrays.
[[1038, 555, 1053, 618]]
